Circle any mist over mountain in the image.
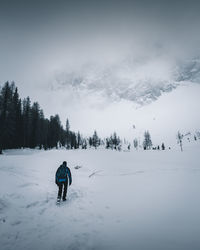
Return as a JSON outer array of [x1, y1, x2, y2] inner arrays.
[[0, 0, 200, 143], [177, 57, 200, 83], [49, 56, 200, 105]]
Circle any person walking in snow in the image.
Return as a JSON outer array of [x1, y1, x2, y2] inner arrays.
[[55, 161, 72, 202]]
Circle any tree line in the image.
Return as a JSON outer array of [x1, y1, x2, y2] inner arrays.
[[0, 81, 122, 153], [1, 82, 199, 154], [0, 82, 80, 154], [0, 79, 170, 154]]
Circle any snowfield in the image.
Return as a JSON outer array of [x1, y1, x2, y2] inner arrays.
[[36, 81, 200, 145], [0, 145, 200, 250]]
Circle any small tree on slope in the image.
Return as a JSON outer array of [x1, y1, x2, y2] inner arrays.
[[177, 131, 183, 152], [143, 131, 152, 150], [133, 138, 138, 150]]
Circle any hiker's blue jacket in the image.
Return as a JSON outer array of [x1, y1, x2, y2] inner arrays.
[[55, 164, 72, 185]]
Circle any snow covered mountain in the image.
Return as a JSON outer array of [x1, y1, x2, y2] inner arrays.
[[32, 56, 200, 145], [177, 57, 200, 83], [49, 57, 200, 105]]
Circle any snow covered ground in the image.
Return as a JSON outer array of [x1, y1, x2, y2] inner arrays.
[[1, 144, 200, 250]]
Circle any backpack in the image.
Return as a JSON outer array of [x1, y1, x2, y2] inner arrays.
[[56, 165, 67, 182]]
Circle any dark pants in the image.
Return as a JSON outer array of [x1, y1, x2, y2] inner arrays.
[[58, 181, 68, 199]]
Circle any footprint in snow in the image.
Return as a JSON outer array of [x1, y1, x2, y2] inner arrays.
[[67, 189, 83, 203], [11, 220, 22, 226], [18, 183, 38, 188], [0, 199, 8, 213], [26, 201, 39, 208]]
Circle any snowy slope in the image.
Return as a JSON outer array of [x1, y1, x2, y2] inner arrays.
[[38, 81, 200, 146], [1, 145, 200, 250], [50, 58, 177, 105], [12, 55, 200, 146], [177, 57, 200, 82], [50, 57, 200, 105]]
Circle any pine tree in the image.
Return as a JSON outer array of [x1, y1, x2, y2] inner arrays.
[[161, 143, 165, 150], [77, 131, 81, 148], [22, 97, 31, 147], [112, 132, 118, 149], [13, 88, 23, 148], [0, 82, 15, 150], [106, 138, 110, 149], [92, 130, 99, 149], [89, 137, 93, 147], [70, 132, 77, 149], [133, 138, 138, 150], [37, 110, 49, 149], [82, 139, 87, 149], [66, 118, 70, 149], [29, 102, 40, 148], [143, 131, 152, 150], [177, 131, 183, 152], [49, 115, 62, 149]]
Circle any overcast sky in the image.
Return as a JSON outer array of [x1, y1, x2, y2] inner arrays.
[[0, 0, 200, 138], [0, 0, 200, 87]]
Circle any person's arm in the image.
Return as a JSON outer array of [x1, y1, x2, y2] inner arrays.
[[55, 169, 59, 185], [67, 167, 72, 185]]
